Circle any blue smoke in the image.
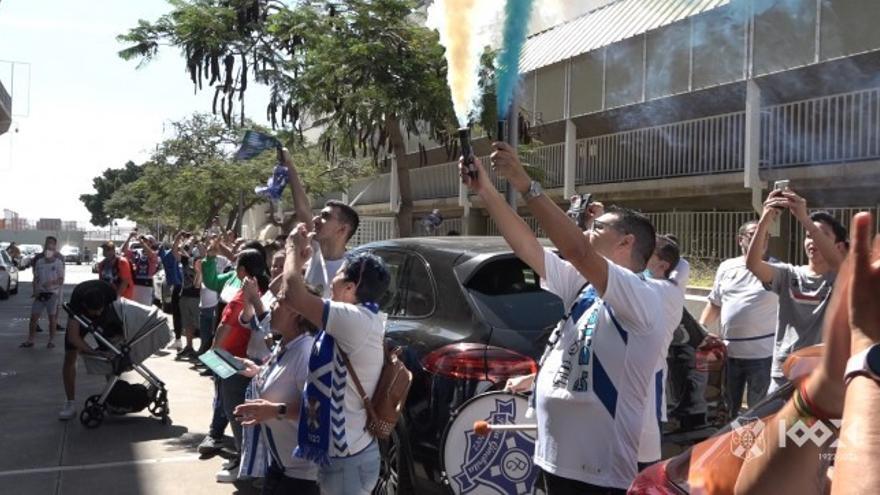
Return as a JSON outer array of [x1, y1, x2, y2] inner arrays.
[[496, 0, 534, 120]]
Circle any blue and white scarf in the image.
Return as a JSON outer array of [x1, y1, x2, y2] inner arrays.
[[295, 302, 380, 466]]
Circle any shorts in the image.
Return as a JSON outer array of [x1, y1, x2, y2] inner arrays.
[[132, 285, 154, 306], [180, 296, 200, 330], [32, 292, 60, 317]]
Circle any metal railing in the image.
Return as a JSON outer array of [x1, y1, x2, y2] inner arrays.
[[522, 142, 566, 188], [787, 206, 880, 265], [349, 217, 398, 247], [645, 211, 756, 262], [576, 112, 746, 185], [763, 87, 880, 168], [412, 216, 463, 236]]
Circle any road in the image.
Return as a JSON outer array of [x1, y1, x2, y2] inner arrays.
[[0, 265, 258, 495]]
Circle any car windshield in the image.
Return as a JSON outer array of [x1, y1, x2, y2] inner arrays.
[[465, 257, 563, 331]]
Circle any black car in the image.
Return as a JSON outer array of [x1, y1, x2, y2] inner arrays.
[[353, 237, 562, 494], [355, 237, 726, 495]]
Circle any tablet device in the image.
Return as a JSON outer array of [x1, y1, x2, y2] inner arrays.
[[198, 349, 245, 379]]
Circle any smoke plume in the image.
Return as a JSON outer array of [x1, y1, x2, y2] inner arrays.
[[496, 0, 535, 119], [427, 0, 504, 127]]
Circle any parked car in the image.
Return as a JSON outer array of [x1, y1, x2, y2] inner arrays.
[[60, 245, 82, 264], [0, 249, 20, 300], [629, 346, 825, 494], [353, 237, 726, 495], [153, 268, 173, 312]]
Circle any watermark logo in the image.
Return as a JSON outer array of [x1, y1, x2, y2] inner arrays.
[[730, 418, 766, 460]]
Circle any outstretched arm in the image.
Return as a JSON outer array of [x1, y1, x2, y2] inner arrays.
[[746, 192, 784, 285], [785, 190, 844, 271], [282, 148, 314, 229], [490, 142, 608, 293], [459, 156, 545, 278]]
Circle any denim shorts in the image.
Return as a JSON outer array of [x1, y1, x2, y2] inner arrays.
[[318, 440, 380, 495]]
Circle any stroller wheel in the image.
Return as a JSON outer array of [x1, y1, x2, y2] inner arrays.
[[84, 394, 102, 409], [148, 400, 168, 418], [81, 405, 105, 429]]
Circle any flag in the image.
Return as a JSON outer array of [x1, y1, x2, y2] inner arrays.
[[235, 131, 281, 160]]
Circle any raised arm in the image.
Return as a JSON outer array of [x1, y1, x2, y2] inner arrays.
[[282, 148, 314, 228], [489, 142, 608, 292], [746, 192, 785, 285], [832, 212, 880, 495], [459, 155, 545, 278], [281, 224, 323, 327], [121, 232, 136, 256]]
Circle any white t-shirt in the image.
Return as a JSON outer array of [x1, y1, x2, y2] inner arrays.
[[707, 256, 778, 359], [535, 250, 665, 490], [323, 300, 385, 457], [304, 240, 347, 299], [255, 334, 318, 481], [637, 259, 689, 462]]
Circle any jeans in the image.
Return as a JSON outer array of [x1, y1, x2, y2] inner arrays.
[[726, 356, 772, 415], [262, 463, 319, 495], [318, 440, 380, 495], [197, 306, 217, 353], [220, 373, 251, 452], [209, 376, 229, 439], [667, 344, 708, 418], [539, 468, 626, 495]]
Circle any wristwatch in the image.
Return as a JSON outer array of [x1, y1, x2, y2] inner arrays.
[[276, 404, 288, 420], [522, 180, 543, 200], [844, 344, 880, 385]]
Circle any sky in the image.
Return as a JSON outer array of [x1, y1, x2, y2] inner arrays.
[[0, 0, 602, 229], [0, 0, 271, 228]]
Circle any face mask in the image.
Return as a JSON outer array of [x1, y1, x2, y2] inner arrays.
[[45, 249, 56, 257], [642, 269, 654, 280]]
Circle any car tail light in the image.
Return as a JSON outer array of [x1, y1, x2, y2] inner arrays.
[[421, 343, 537, 384]]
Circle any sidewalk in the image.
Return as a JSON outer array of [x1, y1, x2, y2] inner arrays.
[[0, 267, 258, 495]]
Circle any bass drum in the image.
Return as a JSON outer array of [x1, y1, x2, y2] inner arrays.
[[440, 391, 543, 495]]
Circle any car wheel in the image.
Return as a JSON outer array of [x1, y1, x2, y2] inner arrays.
[[373, 422, 413, 495], [0, 281, 8, 300]]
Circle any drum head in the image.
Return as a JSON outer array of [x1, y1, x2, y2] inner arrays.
[[440, 391, 540, 495]]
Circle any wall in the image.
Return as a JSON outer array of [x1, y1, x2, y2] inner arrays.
[[0, 229, 85, 249]]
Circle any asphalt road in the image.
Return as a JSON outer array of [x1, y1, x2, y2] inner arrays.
[[0, 264, 258, 495]]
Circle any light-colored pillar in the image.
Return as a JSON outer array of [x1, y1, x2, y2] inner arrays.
[[564, 119, 577, 199], [390, 156, 400, 213], [744, 79, 762, 214]]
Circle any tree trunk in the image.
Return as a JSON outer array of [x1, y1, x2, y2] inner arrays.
[[386, 115, 412, 238]]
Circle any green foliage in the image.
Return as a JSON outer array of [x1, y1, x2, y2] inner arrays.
[[79, 161, 144, 226]]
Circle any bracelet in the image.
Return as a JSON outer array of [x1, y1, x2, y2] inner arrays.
[[792, 385, 817, 427], [799, 380, 837, 421]]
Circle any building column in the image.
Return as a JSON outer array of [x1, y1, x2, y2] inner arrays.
[[744, 79, 762, 214], [459, 170, 471, 235], [390, 156, 400, 213], [564, 119, 577, 199]]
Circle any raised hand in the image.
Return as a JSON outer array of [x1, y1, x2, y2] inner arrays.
[[490, 142, 531, 193], [850, 212, 880, 352]]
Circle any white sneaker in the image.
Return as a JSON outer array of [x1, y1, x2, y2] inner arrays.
[[58, 401, 76, 421], [215, 467, 239, 483]]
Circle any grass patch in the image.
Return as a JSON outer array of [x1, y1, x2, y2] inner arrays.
[[688, 258, 719, 289]]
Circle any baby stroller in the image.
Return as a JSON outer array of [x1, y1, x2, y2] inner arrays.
[[62, 298, 173, 428]]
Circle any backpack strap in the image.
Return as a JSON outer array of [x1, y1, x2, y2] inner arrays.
[[338, 347, 372, 405]]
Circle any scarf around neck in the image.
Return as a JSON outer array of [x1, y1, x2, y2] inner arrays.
[[294, 302, 380, 465]]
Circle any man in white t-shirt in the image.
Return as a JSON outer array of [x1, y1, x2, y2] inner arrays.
[[700, 220, 778, 413], [281, 226, 391, 495], [637, 235, 688, 468], [281, 146, 358, 294], [465, 144, 669, 493]]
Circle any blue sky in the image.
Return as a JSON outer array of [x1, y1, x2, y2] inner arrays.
[[0, 0, 270, 227]]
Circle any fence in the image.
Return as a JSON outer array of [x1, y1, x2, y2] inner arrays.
[[787, 206, 880, 265], [349, 217, 397, 247], [763, 87, 880, 169], [576, 112, 746, 185], [410, 162, 459, 201], [412, 216, 463, 236], [644, 211, 756, 262]]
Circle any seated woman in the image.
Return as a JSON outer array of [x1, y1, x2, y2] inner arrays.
[[281, 224, 391, 495], [59, 280, 123, 420], [232, 281, 323, 495]]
